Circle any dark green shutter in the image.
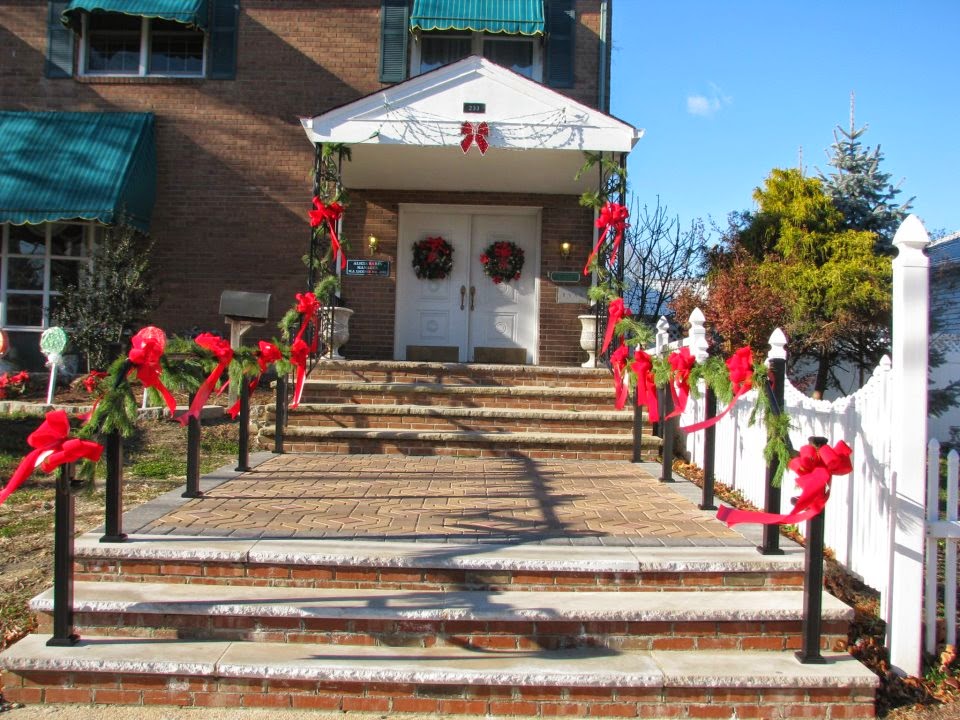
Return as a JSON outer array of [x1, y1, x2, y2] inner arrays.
[[208, 0, 239, 79], [545, 0, 575, 88], [379, 0, 409, 84], [45, 1, 74, 78]]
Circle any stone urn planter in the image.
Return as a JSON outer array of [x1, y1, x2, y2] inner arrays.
[[578, 313, 598, 368], [320, 306, 354, 360]]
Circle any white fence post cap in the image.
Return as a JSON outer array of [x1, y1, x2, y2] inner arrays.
[[892, 214, 931, 252], [767, 328, 788, 361]]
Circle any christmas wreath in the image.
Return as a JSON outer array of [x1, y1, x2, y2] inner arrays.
[[412, 236, 454, 280], [480, 241, 524, 284]]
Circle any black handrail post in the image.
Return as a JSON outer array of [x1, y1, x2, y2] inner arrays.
[[699, 387, 718, 510], [47, 462, 78, 646], [631, 387, 644, 463], [796, 505, 828, 664], [236, 378, 251, 472], [273, 374, 287, 454], [759, 354, 786, 555], [100, 431, 126, 542], [659, 390, 675, 483], [182, 393, 202, 499]]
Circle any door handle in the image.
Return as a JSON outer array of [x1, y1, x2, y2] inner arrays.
[[460, 285, 466, 310], [469, 286, 476, 311]]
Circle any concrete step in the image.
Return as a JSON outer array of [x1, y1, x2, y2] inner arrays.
[[32, 582, 853, 652], [73, 535, 806, 592], [0, 634, 878, 717]]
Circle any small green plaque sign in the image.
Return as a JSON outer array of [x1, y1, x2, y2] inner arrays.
[[345, 259, 391, 277], [549, 271, 581, 284]]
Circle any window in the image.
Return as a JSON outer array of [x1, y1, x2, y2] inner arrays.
[[80, 12, 205, 77], [1, 223, 95, 330], [412, 32, 541, 81]]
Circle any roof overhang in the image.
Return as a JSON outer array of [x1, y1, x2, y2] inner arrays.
[[300, 56, 642, 195]]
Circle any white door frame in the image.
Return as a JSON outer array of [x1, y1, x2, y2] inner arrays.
[[395, 203, 542, 364]]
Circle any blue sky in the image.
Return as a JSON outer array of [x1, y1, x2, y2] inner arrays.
[[610, 1, 959, 238]]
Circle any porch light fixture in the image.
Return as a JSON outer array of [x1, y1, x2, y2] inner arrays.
[[560, 241, 572, 258], [368, 235, 379, 254]]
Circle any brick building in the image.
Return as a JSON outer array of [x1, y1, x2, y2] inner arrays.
[[0, 0, 638, 368]]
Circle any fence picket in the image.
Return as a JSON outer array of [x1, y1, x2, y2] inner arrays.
[[947, 449, 959, 649]]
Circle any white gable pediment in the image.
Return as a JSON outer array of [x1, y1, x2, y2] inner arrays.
[[301, 56, 641, 154]]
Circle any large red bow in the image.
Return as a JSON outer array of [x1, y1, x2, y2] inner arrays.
[[681, 346, 754, 433], [308, 197, 346, 270], [227, 341, 283, 420], [289, 338, 310, 409], [717, 440, 853, 527], [177, 333, 233, 426], [584, 201, 629, 275], [460, 121, 489, 155], [294, 291, 322, 354], [631, 349, 659, 423], [601, 298, 631, 355], [665, 346, 696, 419], [0, 410, 103, 507], [128, 326, 177, 417], [611, 343, 631, 410]]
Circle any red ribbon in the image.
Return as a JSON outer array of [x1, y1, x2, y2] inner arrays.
[[583, 201, 629, 275], [631, 349, 659, 423], [611, 343, 630, 410], [128, 326, 178, 417], [601, 298, 631, 355], [666, 346, 696, 419], [681, 346, 754, 433], [289, 338, 309, 409], [227, 341, 283, 420], [308, 197, 346, 270], [293, 291, 322, 354], [716, 440, 853, 527], [0, 410, 103, 507], [460, 121, 489, 155], [177, 333, 233, 427]]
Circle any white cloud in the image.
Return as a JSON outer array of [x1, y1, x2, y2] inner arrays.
[[686, 84, 732, 117]]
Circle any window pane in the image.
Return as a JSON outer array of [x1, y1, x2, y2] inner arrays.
[[150, 19, 204, 75], [420, 36, 472, 73], [87, 13, 141, 73], [7, 258, 44, 291], [50, 259, 82, 292], [8, 224, 45, 256], [6, 294, 44, 327], [50, 224, 87, 257], [483, 39, 533, 77]]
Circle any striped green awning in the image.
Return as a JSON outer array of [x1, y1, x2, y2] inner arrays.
[[0, 112, 156, 233], [61, 0, 209, 31], [410, 0, 544, 35]]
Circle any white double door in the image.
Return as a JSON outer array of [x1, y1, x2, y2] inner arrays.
[[396, 206, 540, 364]]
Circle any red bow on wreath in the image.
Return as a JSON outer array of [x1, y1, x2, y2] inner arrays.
[[308, 197, 346, 270], [460, 121, 489, 155]]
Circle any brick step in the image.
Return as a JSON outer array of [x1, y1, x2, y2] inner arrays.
[[308, 359, 613, 390], [73, 536, 806, 591], [259, 426, 657, 460], [296, 381, 618, 412], [279, 403, 639, 435], [32, 582, 853, 652], [0, 635, 878, 717]]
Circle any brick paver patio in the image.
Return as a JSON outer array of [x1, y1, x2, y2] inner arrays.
[[133, 454, 750, 547]]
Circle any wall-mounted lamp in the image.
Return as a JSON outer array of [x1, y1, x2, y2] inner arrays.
[[368, 235, 379, 255], [560, 241, 572, 258]]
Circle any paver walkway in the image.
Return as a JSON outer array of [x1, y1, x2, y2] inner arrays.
[[128, 454, 752, 547]]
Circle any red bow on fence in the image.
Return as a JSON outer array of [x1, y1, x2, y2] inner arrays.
[[227, 341, 283, 420], [308, 196, 346, 270], [128, 326, 178, 417], [294, 291, 323, 354], [289, 338, 310, 409], [601, 298, 630, 355], [177, 333, 233, 426], [680, 346, 754, 433], [0, 410, 103, 507], [631, 349, 659, 423], [584, 201, 629, 276], [460, 121, 489, 155], [666, 346, 696, 419], [716, 440, 853, 527]]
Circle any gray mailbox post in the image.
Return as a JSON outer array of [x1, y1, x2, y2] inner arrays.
[[220, 291, 272, 402]]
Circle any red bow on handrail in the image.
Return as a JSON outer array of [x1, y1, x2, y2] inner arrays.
[[611, 343, 631, 410], [289, 338, 310, 409], [631, 349, 659, 423], [0, 410, 103, 507], [666, 346, 696, 419], [294, 291, 322, 354], [681, 346, 754, 433], [584, 201, 629, 276], [177, 333, 233, 427], [460, 121, 489, 155], [227, 341, 283, 420], [716, 440, 853, 528], [601, 298, 631, 356], [128, 326, 178, 417], [308, 196, 346, 270]]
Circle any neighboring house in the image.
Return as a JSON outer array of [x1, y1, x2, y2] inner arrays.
[[929, 230, 960, 444], [0, 0, 638, 368]]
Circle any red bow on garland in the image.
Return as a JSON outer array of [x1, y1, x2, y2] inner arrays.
[[177, 333, 233, 427], [611, 343, 631, 410], [631, 349, 659, 423], [0, 410, 103, 507], [681, 346, 754, 433], [665, 346, 696, 419], [227, 341, 283, 420], [289, 338, 310, 409], [308, 197, 346, 270], [128, 326, 178, 417], [601, 298, 631, 356], [716, 440, 853, 528], [583, 201, 629, 276], [460, 121, 489, 155], [294, 292, 322, 354]]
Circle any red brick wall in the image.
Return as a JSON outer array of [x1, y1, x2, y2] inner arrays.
[[0, 1, 607, 365]]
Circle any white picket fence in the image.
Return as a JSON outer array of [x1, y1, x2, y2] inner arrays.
[[926, 440, 960, 654], [658, 215, 936, 676]]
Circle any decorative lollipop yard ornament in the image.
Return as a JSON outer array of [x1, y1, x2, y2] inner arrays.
[[40, 326, 69, 405]]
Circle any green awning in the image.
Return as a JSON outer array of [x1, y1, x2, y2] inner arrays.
[[410, 0, 544, 35], [0, 112, 156, 233], [61, 0, 209, 31]]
